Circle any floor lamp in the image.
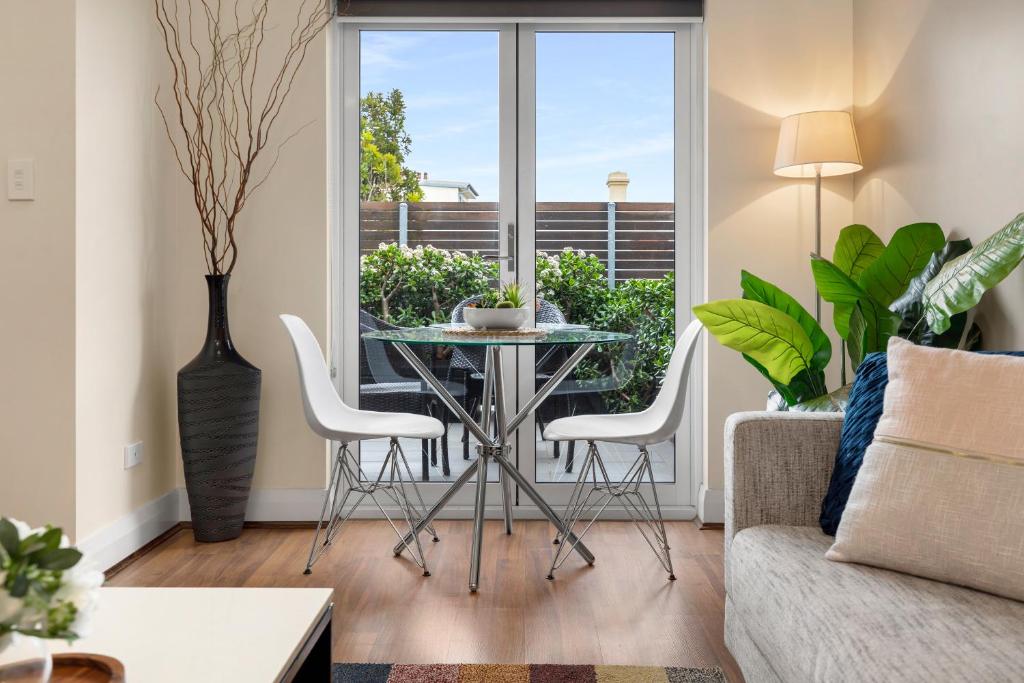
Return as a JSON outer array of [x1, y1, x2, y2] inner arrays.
[[772, 110, 863, 323]]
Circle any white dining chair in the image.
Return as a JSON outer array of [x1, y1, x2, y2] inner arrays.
[[542, 319, 703, 581], [280, 314, 443, 576]]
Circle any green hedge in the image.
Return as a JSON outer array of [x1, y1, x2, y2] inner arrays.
[[360, 244, 675, 412]]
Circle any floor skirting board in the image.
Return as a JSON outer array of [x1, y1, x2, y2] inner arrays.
[[77, 490, 181, 573], [89, 487, 702, 571], [698, 485, 725, 525]]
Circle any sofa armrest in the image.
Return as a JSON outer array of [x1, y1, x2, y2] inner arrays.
[[724, 411, 843, 557]]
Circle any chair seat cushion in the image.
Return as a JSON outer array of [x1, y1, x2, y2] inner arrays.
[[729, 526, 1024, 683]]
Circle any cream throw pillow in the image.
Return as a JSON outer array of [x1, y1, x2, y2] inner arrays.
[[827, 337, 1024, 601]]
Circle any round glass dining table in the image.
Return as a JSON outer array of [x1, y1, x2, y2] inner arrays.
[[362, 324, 632, 592]]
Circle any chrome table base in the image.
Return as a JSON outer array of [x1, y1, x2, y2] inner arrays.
[[391, 342, 596, 592]]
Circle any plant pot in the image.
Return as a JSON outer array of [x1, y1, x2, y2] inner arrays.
[[177, 275, 261, 542], [463, 307, 529, 330]]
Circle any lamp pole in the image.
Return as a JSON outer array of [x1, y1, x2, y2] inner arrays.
[[814, 165, 822, 323]]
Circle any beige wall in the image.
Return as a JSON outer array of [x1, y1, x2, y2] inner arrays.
[[852, 0, 1024, 349], [0, 3, 78, 533], [74, 0, 178, 540], [704, 0, 854, 491], [167, 14, 331, 492]]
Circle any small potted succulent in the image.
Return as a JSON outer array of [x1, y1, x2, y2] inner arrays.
[[0, 518, 103, 681], [464, 282, 531, 330]]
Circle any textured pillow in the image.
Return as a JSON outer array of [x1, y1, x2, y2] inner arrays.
[[826, 337, 1024, 601], [819, 352, 888, 535], [819, 348, 1024, 535]]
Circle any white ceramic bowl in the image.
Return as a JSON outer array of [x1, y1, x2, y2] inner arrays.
[[463, 307, 529, 330]]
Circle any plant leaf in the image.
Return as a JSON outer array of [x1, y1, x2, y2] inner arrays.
[[10, 573, 29, 598], [694, 299, 815, 385], [846, 305, 867, 370], [742, 354, 826, 406], [791, 384, 852, 413], [859, 298, 902, 354], [833, 224, 885, 281], [740, 270, 831, 371], [0, 519, 19, 559], [891, 238, 972, 347], [811, 256, 866, 337], [924, 213, 1024, 334], [35, 547, 82, 571], [860, 222, 946, 307]]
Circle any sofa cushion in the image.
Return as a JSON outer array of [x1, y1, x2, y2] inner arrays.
[[828, 338, 1024, 602], [819, 352, 888, 535], [729, 526, 1024, 683], [819, 349, 1024, 536]]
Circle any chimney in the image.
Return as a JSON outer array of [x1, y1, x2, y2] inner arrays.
[[606, 171, 629, 202]]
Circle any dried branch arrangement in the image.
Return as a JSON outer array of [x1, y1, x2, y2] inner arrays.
[[154, 0, 333, 275]]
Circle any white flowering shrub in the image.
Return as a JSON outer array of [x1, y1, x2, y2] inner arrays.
[[360, 243, 497, 327]]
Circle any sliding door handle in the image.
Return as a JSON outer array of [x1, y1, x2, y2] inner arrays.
[[507, 223, 516, 273], [484, 223, 516, 273]]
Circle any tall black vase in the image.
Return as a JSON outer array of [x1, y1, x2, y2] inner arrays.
[[177, 275, 261, 542]]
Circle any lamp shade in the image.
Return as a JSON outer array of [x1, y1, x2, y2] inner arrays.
[[773, 110, 863, 178]]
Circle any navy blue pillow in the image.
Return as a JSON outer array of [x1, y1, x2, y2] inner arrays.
[[819, 349, 1024, 535]]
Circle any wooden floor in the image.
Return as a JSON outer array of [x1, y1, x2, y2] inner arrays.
[[109, 520, 741, 681]]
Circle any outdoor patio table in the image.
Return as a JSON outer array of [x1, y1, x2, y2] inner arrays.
[[362, 324, 632, 592]]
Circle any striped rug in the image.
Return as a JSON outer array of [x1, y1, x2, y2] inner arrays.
[[332, 663, 726, 682]]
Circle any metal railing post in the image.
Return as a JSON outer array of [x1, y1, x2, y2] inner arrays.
[[398, 201, 408, 246], [607, 201, 616, 290]]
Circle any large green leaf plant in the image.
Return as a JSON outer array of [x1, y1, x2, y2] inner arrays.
[[694, 213, 1024, 410]]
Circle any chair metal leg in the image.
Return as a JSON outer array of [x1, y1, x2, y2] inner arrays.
[[304, 443, 344, 575], [547, 442, 675, 581], [440, 405, 452, 476], [304, 439, 435, 576], [395, 439, 439, 542], [427, 400, 439, 467], [421, 439, 429, 481], [565, 441, 575, 473]]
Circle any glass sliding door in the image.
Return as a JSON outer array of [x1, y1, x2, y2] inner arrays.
[[352, 28, 510, 494], [338, 21, 698, 512], [515, 26, 694, 508]]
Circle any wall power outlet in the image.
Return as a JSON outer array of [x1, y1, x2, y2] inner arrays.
[[124, 441, 144, 469]]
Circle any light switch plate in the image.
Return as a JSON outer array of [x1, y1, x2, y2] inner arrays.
[[7, 158, 35, 201], [124, 441, 144, 470]]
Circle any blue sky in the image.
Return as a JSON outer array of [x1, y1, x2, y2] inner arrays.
[[360, 31, 675, 202]]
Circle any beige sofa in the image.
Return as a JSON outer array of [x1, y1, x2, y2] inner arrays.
[[723, 411, 1024, 683]]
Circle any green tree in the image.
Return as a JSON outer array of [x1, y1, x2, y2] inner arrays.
[[360, 90, 423, 201]]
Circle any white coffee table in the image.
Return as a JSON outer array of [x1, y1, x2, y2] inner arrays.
[[49, 587, 333, 682]]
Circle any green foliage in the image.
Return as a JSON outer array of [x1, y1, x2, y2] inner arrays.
[[358, 244, 677, 414], [360, 90, 423, 202], [537, 249, 611, 323], [859, 223, 945, 306], [738, 271, 829, 404], [833, 224, 884, 282], [891, 239, 974, 348], [475, 281, 531, 309], [595, 275, 676, 412], [0, 518, 88, 641], [693, 299, 816, 386], [923, 212, 1024, 334], [697, 215, 1024, 408]]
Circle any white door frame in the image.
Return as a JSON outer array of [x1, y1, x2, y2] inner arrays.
[[329, 19, 705, 518]]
